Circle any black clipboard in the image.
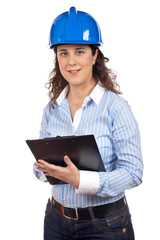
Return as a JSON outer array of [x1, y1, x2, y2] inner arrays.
[[26, 134, 105, 185]]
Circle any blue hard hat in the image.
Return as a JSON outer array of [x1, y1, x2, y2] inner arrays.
[[49, 7, 103, 48]]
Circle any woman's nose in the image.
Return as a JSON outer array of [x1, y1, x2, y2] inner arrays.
[[68, 54, 76, 66]]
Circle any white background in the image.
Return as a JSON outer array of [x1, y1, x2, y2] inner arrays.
[[0, 0, 160, 239]]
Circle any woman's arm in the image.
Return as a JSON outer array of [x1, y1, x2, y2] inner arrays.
[[77, 101, 143, 196], [33, 104, 49, 182]]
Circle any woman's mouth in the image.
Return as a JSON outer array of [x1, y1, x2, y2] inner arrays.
[[68, 69, 81, 74]]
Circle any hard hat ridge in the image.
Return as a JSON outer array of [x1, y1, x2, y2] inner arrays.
[[66, 7, 82, 42]]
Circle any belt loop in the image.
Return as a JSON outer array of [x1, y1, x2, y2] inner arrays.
[[123, 196, 127, 206], [88, 207, 96, 222], [50, 197, 54, 209], [51, 197, 53, 206]]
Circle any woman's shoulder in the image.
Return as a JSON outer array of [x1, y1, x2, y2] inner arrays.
[[104, 90, 128, 110], [42, 101, 55, 118], [104, 90, 136, 123]]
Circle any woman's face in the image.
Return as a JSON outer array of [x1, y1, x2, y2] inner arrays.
[[57, 44, 98, 88]]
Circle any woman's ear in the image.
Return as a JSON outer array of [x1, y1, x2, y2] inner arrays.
[[93, 49, 99, 65]]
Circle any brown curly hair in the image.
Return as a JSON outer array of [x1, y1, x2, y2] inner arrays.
[[46, 45, 121, 106]]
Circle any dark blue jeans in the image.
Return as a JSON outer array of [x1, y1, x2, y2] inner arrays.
[[44, 199, 135, 240]]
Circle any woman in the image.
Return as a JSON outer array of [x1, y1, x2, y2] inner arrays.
[[34, 7, 143, 240]]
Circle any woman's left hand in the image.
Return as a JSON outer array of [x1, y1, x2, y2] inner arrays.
[[34, 155, 80, 189]]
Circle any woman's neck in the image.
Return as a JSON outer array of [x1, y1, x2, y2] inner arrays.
[[67, 80, 97, 104], [67, 80, 97, 120]]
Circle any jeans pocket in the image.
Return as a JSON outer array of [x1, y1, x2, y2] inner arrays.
[[93, 207, 129, 236], [105, 211, 128, 229]]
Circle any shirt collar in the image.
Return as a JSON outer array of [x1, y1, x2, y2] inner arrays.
[[89, 83, 105, 105], [56, 85, 69, 105], [56, 83, 105, 106]]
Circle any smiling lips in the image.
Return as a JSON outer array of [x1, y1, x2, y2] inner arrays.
[[68, 69, 81, 75]]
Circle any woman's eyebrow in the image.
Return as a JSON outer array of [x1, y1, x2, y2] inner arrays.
[[75, 47, 85, 50], [58, 47, 86, 52], [58, 49, 67, 52]]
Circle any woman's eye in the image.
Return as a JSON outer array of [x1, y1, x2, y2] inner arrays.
[[76, 51, 84, 55], [60, 52, 67, 56]]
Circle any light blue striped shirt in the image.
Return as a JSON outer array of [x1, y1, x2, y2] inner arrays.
[[34, 84, 143, 208]]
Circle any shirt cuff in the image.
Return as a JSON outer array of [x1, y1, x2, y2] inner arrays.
[[33, 164, 48, 182], [76, 171, 99, 195]]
